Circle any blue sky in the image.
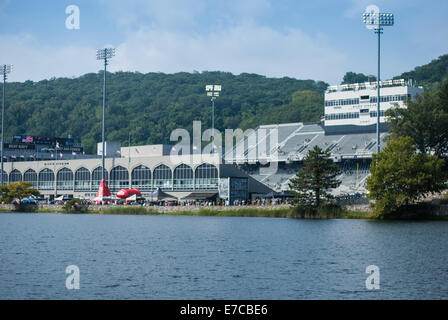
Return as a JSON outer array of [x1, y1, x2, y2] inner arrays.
[[1, 0, 447, 84]]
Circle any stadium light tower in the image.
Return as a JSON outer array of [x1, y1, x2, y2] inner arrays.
[[363, 5, 394, 153], [1, 64, 13, 185], [205, 85, 221, 152], [96, 48, 115, 182]]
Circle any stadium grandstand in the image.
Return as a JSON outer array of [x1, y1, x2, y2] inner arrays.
[[1, 79, 423, 201], [224, 79, 424, 195]]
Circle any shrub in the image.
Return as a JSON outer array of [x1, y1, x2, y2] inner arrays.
[[289, 203, 343, 218], [63, 198, 89, 213]]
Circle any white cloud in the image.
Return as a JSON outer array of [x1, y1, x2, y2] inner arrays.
[[0, 0, 347, 83], [0, 23, 346, 83], [0, 34, 97, 82], [112, 23, 346, 82]]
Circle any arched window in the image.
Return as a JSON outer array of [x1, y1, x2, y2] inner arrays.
[[110, 166, 129, 191], [92, 167, 108, 190], [153, 164, 172, 190], [195, 164, 218, 190], [9, 169, 22, 183], [173, 164, 193, 190], [57, 168, 74, 190], [23, 169, 37, 188], [0, 169, 7, 184], [131, 165, 151, 191], [38, 168, 54, 190], [75, 167, 91, 191]]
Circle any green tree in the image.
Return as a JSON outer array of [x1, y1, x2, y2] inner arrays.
[[386, 80, 448, 157], [396, 54, 448, 90], [341, 72, 376, 84], [366, 137, 446, 218], [288, 146, 341, 208], [0, 181, 40, 203], [63, 198, 89, 213]]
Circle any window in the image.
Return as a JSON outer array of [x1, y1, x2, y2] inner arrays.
[[38, 168, 54, 190], [153, 164, 172, 190], [57, 168, 74, 190], [9, 169, 22, 183], [195, 164, 218, 190], [173, 164, 193, 190], [370, 111, 385, 117], [0, 170, 7, 184], [92, 167, 108, 190], [23, 169, 37, 188], [75, 167, 90, 191], [110, 166, 129, 191], [131, 165, 151, 190]]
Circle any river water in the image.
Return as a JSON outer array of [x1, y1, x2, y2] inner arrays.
[[0, 213, 447, 299]]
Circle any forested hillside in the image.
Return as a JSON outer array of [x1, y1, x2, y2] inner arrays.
[[395, 54, 448, 90], [6, 72, 327, 153]]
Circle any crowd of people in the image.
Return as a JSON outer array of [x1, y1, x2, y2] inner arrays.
[[88, 197, 292, 207]]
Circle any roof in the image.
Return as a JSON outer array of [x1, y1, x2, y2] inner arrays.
[[147, 188, 177, 201], [181, 192, 218, 200]]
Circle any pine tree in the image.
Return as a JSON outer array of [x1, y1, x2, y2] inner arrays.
[[288, 146, 341, 208]]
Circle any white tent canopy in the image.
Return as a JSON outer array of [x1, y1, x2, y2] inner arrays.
[[126, 194, 137, 201]]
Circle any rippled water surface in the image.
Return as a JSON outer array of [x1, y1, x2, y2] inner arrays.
[[0, 213, 447, 299]]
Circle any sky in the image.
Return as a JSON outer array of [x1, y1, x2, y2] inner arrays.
[[0, 0, 447, 84]]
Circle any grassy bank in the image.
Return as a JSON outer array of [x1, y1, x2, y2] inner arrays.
[[60, 205, 373, 219], [4, 204, 446, 220]]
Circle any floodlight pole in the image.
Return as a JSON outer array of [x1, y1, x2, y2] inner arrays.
[[97, 48, 115, 182], [376, 27, 382, 154], [1, 68, 5, 185], [205, 85, 221, 153], [211, 97, 215, 148], [363, 9, 393, 153], [1, 65, 12, 185], [102, 54, 107, 181]]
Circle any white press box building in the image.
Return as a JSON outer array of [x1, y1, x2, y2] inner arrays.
[[324, 79, 423, 134]]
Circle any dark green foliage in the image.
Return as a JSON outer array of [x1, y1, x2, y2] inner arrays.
[[386, 80, 448, 157], [0, 181, 40, 203], [366, 137, 447, 218], [395, 54, 448, 91], [266, 90, 324, 124], [4, 71, 327, 153], [63, 198, 89, 213], [288, 146, 341, 208], [341, 72, 376, 84]]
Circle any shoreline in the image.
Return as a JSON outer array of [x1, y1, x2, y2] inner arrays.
[[1, 204, 447, 220], [0, 203, 371, 218]]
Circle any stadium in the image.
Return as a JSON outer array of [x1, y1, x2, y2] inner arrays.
[[1, 79, 423, 202]]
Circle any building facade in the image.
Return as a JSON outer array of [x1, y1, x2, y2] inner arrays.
[[324, 79, 423, 134], [1, 147, 272, 201], [2, 152, 221, 200]]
